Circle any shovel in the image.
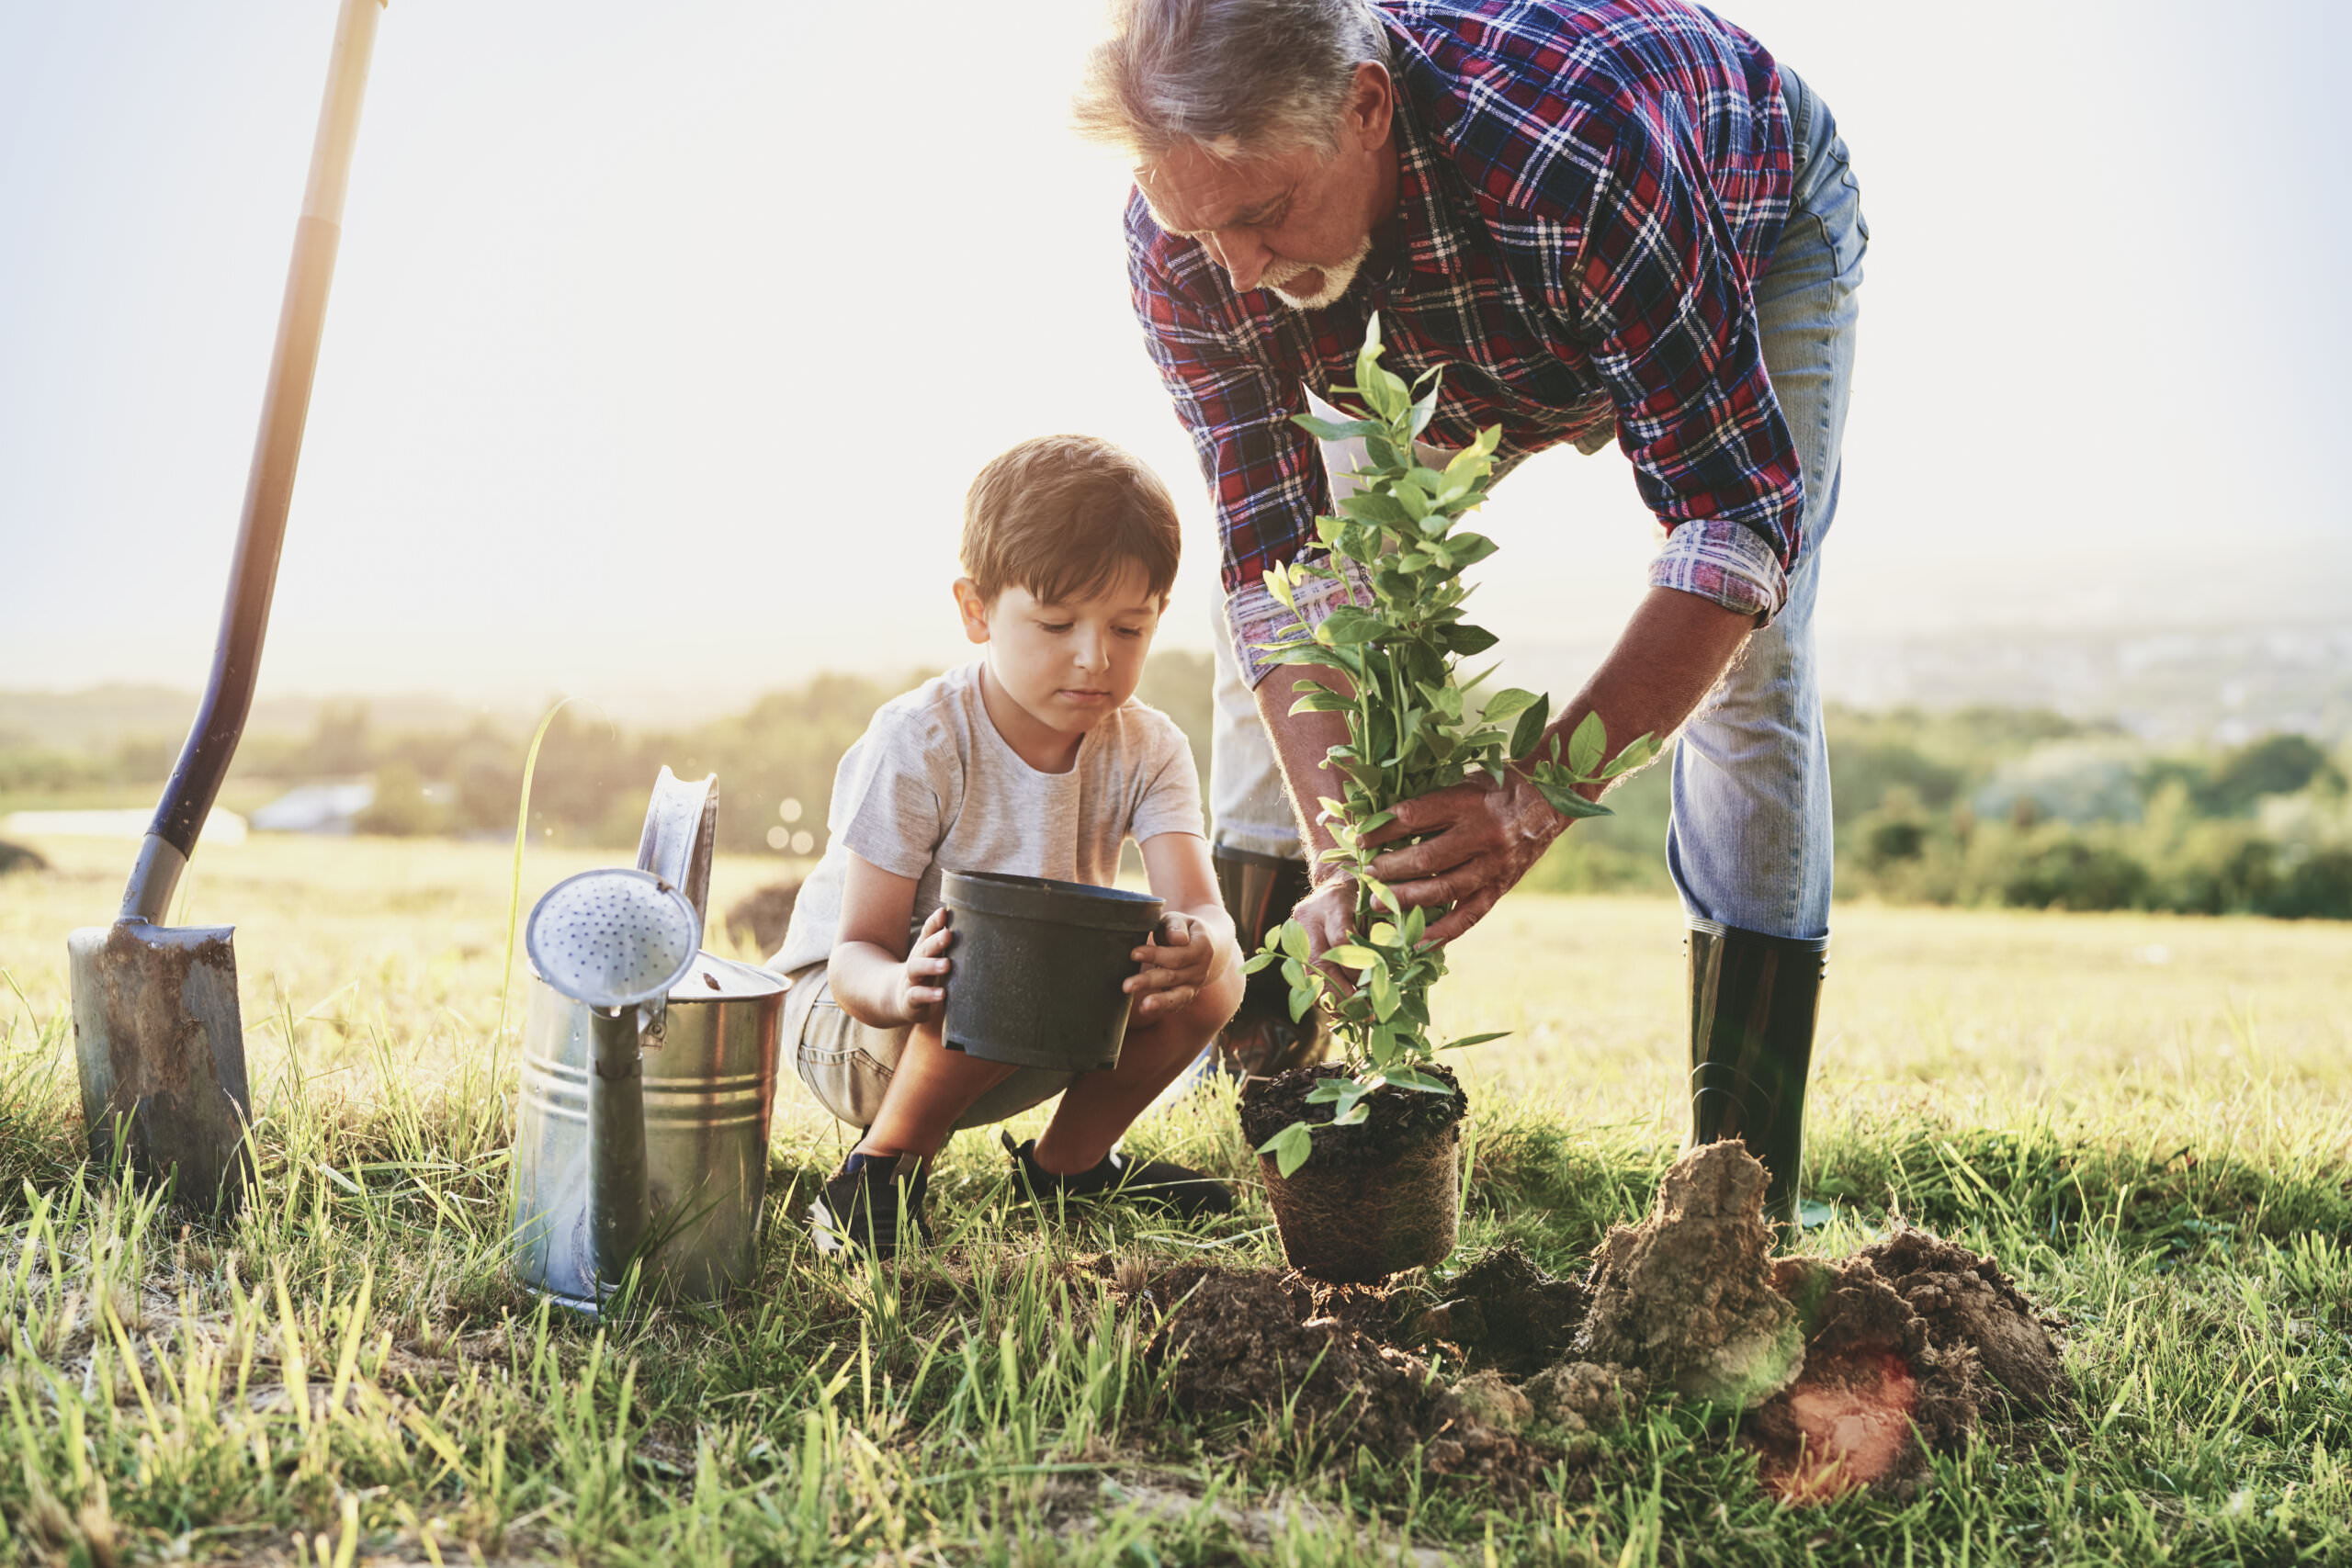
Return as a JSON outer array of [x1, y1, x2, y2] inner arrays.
[[67, 0, 387, 1212]]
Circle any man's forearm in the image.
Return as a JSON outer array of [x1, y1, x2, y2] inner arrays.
[[1250, 664, 1354, 874], [1547, 586, 1755, 796]]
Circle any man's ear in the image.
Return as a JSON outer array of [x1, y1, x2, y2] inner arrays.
[[953, 577, 993, 645], [1345, 61, 1394, 149]]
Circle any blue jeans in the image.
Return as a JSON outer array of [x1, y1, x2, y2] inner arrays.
[[1208, 68, 1866, 940], [1666, 66, 1865, 941]]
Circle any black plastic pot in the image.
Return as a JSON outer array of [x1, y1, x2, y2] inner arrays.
[[939, 871, 1163, 1073]]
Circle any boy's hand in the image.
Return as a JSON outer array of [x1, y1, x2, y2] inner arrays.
[[1125, 912, 1219, 1022], [900, 907, 953, 1025]]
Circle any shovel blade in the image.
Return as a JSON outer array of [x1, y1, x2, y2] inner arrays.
[[67, 920, 254, 1212]]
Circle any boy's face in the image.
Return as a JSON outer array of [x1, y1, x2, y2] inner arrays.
[[956, 561, 1163, 746]]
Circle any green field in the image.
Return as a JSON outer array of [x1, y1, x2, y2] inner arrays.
[[3, 833, 2349, 1565]]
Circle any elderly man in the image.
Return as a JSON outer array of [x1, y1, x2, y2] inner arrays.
[[1076, 0, 1866, 1230]]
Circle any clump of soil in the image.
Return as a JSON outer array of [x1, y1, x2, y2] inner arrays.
[[1127, 1264, 1544, 1490], [1742, 1258, 1981, 1500], [1238, 1063, 1468, 1168], [1416, 1245, 1590, 1375], [1859, 1224, 2067, 1410], [1522, 1359, 1647, 1432], [1576, 1142, 1805, 1409]]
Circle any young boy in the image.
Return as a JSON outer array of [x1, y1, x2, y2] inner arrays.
[[772, 434, 1246, 1257]]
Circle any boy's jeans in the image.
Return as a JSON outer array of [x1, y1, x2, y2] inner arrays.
[[1208, 66, 1865, 944]]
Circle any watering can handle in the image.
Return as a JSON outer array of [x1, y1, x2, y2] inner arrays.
[[123, 0, 388, 921], [636, 768, 718, 931]]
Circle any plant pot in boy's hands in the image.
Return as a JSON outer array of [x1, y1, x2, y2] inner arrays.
[[939, 871, 1164, 1073], [1239, 1063, 1468, 1283]]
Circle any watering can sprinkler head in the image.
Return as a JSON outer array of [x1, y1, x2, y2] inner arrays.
[[526, 867, 700, 1015], [524, 868, 699, 1301]]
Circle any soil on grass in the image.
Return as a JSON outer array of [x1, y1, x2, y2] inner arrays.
[[1857, 1224, 2067, 1410], [1415, 1245, 1591, 1376], [1125, 1264, 1552, 1493], [1238, 1063, 1468, 1167], [1110, 1142, 2067, 1506], [1576, 1143, 1805, 1408]]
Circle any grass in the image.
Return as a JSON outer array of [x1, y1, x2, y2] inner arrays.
[[3, 832, 2350, 1565]]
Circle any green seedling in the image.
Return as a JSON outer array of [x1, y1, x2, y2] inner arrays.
[[1248, 316, 1656, 1177]]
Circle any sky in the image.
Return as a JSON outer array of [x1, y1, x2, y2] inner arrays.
[[2, 0, 2346, 717]]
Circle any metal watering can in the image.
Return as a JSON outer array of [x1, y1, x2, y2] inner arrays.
[[511, 770, 788, 1313]]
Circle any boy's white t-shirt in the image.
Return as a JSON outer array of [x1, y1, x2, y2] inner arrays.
[[774, 660, 1204, 973]]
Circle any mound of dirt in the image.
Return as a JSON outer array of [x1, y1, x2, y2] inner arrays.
[[1576, 1142, 1805, 1409], [1102, 1144, 2067, 1508], [1742, 1258, 1981, 1500], [1128, 1265, 1544, 1490], [1859, 1225, 2066, 1410]]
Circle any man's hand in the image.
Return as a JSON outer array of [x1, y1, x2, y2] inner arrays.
[[1364, 770, 1568, 944], [1125, 912, 1219, 1021], [899, 908, 953, 1025]]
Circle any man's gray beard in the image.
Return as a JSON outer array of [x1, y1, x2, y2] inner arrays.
[[1265, 237, 1372, 311]]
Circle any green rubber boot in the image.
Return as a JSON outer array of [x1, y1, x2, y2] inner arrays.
[[1687, 919, 1830, 1243]]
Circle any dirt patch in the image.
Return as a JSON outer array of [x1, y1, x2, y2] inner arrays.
[[1576, 1142, 1804, 1409], [1859, 1224, 2067, 1410], [1127, 1265, 1547, 1492], [1556, 1145, 2066, 1504], [1741, 1257, 1981, 1499], [1416, 1245, 1590, 1376], [1111, 1144, 2066, 1507]]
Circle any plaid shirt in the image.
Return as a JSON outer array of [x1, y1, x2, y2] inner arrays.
[[1127, 0, 1801, 682]]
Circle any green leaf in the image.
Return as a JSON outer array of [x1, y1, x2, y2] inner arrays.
[[1367, 961, 1400, 1021], [1445, 623, 1500, 656], [1441, 1031, 1510, 1051], [1340, 491, 1415, 528], [1329, 1101, 1371, 1126], [1383, 1067, 1457, 1095], [1323, 943, 1381, 969], [1279, 919, 1310, 963], [1533, 779, 1613, 820], [1445, 532, 1500, 568], [1242, 950, 1278, 975], [1567, 710, 1607, 777], [1290, 689, 1354, 714], [1408, 376, 1442, 436], [1292, 414, 1385, 442], [1260, 1121, 1315, 1178], [1317, 606, 1387, 645], [1599, 731, 1659, 779], [1481, 688, 1541, 724], [1509, 696, 1551, 760]]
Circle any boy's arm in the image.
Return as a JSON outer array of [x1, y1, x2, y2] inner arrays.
[[1128, 832, 1244, 1023], [829, 852, 952, 1030]]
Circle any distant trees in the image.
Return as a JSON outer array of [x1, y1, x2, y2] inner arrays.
[[5, 665, 2346, 919]]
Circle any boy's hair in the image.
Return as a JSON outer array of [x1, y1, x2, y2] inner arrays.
[[962, 434, 1182, 605]]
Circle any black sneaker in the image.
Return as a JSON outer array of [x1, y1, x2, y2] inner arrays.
[[808, 1150, 932, 1258], [1001, 1133, 1235, 1222]]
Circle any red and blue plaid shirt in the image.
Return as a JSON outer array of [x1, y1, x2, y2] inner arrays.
[[1127, 0, 1802, 681]]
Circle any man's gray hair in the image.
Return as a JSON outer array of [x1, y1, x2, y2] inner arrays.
[[1073, 0, 1391, 164]]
